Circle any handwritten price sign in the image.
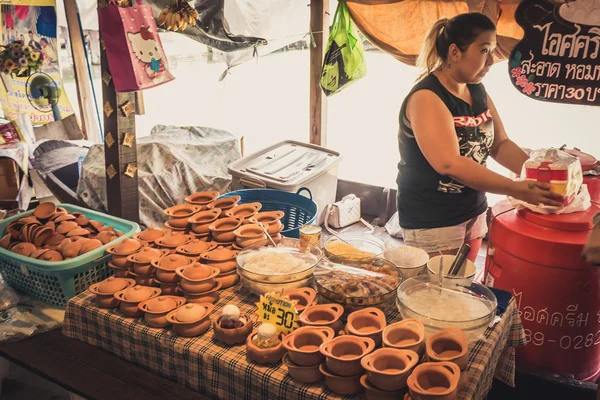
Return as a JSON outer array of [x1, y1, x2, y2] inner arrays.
[[255, 292, 299, 334]]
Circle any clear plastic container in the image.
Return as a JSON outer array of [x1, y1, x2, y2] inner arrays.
[[396, 275, 497, 342]]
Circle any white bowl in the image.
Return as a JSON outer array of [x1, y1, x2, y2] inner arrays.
[[427, 255, 476, 280], [383, 246, 429, 279]]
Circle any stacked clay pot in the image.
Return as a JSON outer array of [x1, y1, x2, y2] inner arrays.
[[1, 202, 124, 262], [282, 326, 335, 384], [199, 247, 240, 292], [424, 328, 469, 393], [151, 253, 195, 295], [106, 238, 147, 278], [176, 262, 221, 304]]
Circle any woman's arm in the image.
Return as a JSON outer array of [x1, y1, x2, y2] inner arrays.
[[406, 90, 563, 206], [487, 95, 528, 175]]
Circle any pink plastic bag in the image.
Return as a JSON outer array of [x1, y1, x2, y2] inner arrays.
[[98, 0, 174, 92]]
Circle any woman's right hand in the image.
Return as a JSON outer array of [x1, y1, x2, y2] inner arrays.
[[510, 180, 565, 207]]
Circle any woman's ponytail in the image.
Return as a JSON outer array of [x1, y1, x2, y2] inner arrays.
[[416, 18, 448, 81]]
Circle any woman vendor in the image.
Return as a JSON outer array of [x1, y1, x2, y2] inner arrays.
[[397, 12, 563, 262]]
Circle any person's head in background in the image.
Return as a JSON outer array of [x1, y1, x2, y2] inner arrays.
[[417, 12, 497, 84], [28, 30, 34, 40], [40, 38, 48, 48], [19, 33, 24, 42]]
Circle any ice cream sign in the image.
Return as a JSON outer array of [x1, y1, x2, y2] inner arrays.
[[509, 0, 600, 106]]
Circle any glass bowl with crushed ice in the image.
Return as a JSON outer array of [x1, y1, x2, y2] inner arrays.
[[396, 275, 497, 342]]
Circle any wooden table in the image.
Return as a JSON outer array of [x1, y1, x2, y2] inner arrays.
[[0, 329, 208, 400]]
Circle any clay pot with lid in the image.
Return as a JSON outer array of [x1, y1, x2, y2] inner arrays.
[[189, 209, 221, 235], [233, 224, 266, 248], [360, 374, 408, 400], [425, 328, 469, 371], [299, 304, 344, 332], [319, 335, 376, 377], [282, 353, 324, 384], [139, 295, 186, 328], [282, 326, 334, 366], [166, 303, 214, 337], [319, 363, 363, 396], [382, 319, 426, 356], [176, 239, 217, 257], [114, 285, 161, 317], [134, 227, 169, 243], [106, 238, 143, 256], [345, 307, 387, 347], [127, 247, 170, 276], [89, 277, 135, 308], [200, 247, 238, 273], [108, 261, 130, 278], [283, 288, 317, 313], [97, 231, 118, 245], [129, 271, 157, 287], [215, 269, 240, 289], [208, 217, 243, 243], [246, 329, 287, 365], [361, 348, 419, 392], [248, 211, 285, 235], [213, 313, 255, 345], [33, 202, 57, 220], [176, 263, 219, 293], [407, 362, 460, 400], [152, 254, 196, 283], [185, 191, 220, 208], [225, 202, 262, 221], [182, 281, 222, 304], [154, 278, 181, 296], [206, 196, 241, 212], [154, 232, 192, 249]]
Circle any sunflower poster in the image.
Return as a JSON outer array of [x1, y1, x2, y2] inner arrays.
[[0, 0, 74, 125]]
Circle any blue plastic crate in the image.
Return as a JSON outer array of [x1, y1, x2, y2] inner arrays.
[[219, 188, 318, 238], [0, 204, 140, 307]]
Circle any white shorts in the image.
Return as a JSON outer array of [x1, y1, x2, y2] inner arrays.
[[401, 212, 488, 254]]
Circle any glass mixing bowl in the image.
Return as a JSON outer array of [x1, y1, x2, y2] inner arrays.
[[396, 275, 498, 342]]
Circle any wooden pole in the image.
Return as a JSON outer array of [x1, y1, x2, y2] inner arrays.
[[99, 0, 140, 223], [309, 0, 329, 146], [64, 0, 100, 142]]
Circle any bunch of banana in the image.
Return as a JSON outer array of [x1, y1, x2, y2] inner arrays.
[[157, 2, 199, 32]]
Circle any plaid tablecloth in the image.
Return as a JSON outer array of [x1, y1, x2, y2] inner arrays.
[[63, 285, 526, 400]]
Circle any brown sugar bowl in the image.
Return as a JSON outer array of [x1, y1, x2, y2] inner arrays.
[[152, 254, 196, 283], [361, 348, 419, 392], [225, 202, 262, 221], [319, 363, 363, 396], [345, 307, 387, 347], [166, 303, 214, 337], [407, 362, 461, 400], [114, 285, 162, 317], [199, 246, 238, 274], [248, 211, 285, 235], [382, 319, 426, 356], [176, 263, 219, 293], [208, 217, 244, 243], [233, 224, 266, 248], [185, 191, 220, 208], [283, 287, 317, 313], [139, 295, 186, 328], [213, 305, 255, 345], [282, 353, 324, 384], [176, 239, 218, 257], [206, 195, 241, 212], [299, 303, 344, 332], [319, 335, 376, 377], [182, 281, 222, 304], [282, 326, 335, 366], [127, 247, 170, 276], [89, 277, 135, 308], [133, 227, 169, 243], [188, 209, 222, 235], [425, 328, 469, 371]]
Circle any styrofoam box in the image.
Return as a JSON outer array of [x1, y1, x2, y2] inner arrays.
[[228, 140, 342, 225]]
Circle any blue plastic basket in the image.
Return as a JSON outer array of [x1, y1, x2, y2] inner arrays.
[[0, 204, 140, 308], [219, 188, 318, 238]]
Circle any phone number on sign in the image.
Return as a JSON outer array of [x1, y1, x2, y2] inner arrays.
[[524, 329, 600, 350]]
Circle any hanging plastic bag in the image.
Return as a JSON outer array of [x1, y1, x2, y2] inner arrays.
[[320, 0, 366, 96]]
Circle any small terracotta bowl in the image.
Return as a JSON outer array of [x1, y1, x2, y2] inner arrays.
[[139, 296, 186, 328], [282, 326, 335, 366], [225, 202, 262, 221], [188, 209, 222, 235], [181, 281, 222, 304], [361, 348, 419, 392], [163, 204, 201, 218], [206, 196, 241, 212], [282, 353, 324, 384], [114, 285, 161, 317], [185, 191, 220, 207], [283, 287, 317, 313], [176, 263, 220, 293], [319, 363, 363, 396], [382, 319, 426, 356], [345, 307, 387, 347], [299, 303, 344, 332], [360, 374, 408, 400], [166, 303, 214, 337], [215, 270, 240, 289], [246, 329, 286, 365], [233, 223, 266, 248], [89, 277, 135, 308], [320, 335, 376, 377], [213, 314, 255, 345]]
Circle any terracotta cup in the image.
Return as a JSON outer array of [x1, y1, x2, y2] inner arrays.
[[407, 362, 461, 400], [319, 363, 363, 396], [345, 307, 387, 347], [299, 303, 344, 332], [282, 353, 324, 384], [282, 326, 335, 366], [382, 319, 426, 356], [361, 348, 419, 391], [282, 287, 317, 313], [425, 328, 469, 371], [319, 335, 376, 377]]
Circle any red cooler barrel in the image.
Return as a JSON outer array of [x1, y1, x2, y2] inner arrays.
[[487, 173, 600, 381]]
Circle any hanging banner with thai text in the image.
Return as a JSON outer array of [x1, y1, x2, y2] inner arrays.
[[509, 0, 600, 107]]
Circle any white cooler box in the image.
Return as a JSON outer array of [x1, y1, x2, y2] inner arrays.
[[228, 140, 342, 224]]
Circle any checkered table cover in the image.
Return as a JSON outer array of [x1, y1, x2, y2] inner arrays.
[[63, 285, 526, 400]]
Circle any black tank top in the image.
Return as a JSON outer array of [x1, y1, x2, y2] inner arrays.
[[397, 73, 494, 229]]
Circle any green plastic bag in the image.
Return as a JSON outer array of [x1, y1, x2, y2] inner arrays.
[[320, 0, 366, 96]]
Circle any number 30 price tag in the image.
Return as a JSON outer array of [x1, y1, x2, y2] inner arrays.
[[255, 291, 299, 334]]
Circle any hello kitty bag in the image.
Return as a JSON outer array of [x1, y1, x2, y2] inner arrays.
[[98, 0, 174, 92]]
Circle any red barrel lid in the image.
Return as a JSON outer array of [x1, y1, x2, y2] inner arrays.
[[560, 147, 598, 172], [518, 203, 600, 231]]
